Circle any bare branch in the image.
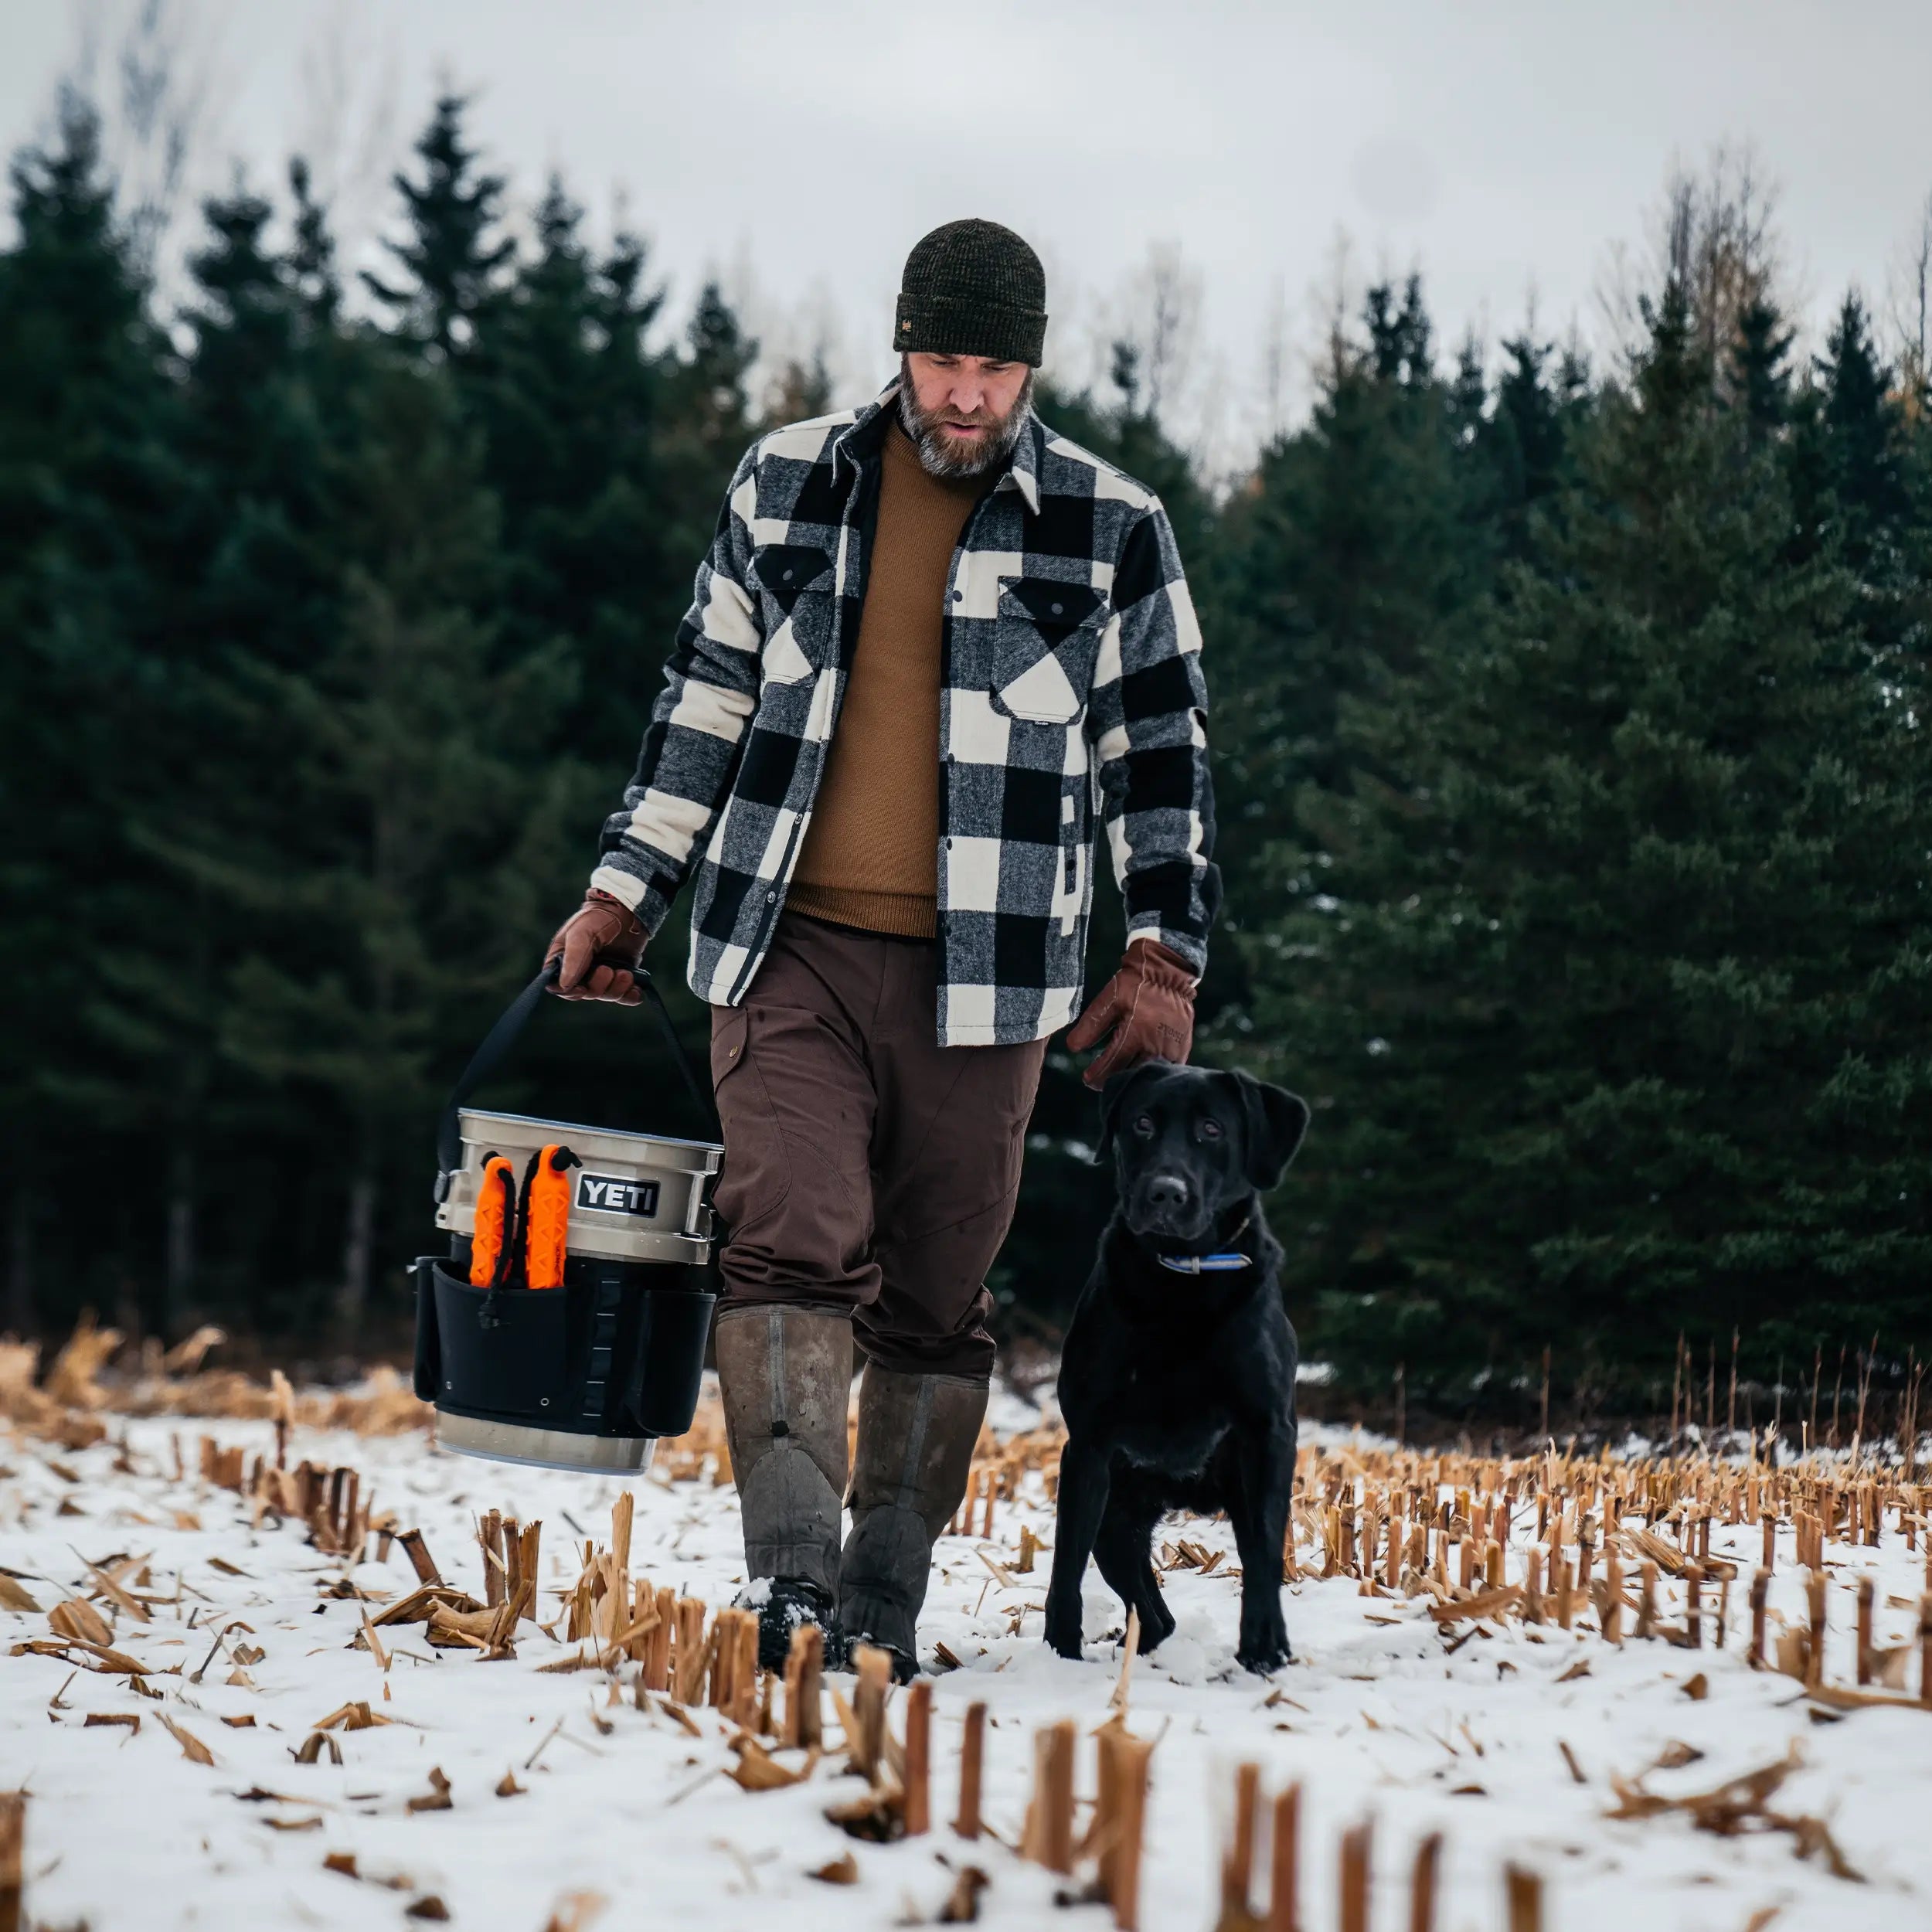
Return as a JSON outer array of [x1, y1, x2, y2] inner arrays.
[[1257, 274, 1291, 447], [294, 0, 403, 276], [1592, 140, 1792, 384], [1884, 188, 1932, 396], [55, 0, 229, 291], [1304, 226, 1360, 394]]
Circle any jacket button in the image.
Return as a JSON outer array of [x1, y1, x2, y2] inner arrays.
[[782, 568, 794, 582], [1051, 601, 1063, 615], [765, 890, 777, 903]]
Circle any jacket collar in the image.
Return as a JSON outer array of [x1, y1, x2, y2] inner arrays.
[[832, 379, 1043, 515]]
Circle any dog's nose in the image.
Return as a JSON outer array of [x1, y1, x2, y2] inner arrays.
[[1144, 1173, 1189, 1214]]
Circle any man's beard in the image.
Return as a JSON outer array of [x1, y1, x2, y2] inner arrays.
[[897, 358, 1035, 479]]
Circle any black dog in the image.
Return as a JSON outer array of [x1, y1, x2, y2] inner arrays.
[[1044, 1060, 1309, 1673]]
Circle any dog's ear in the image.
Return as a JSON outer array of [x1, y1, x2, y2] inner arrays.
[[1096, 1061, 1167, 1160], [1224, 1070, 1310, 1191]]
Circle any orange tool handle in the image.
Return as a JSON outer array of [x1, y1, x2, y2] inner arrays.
[[523, 1143, 580, 1289], [468, 1155, 518, 1287]]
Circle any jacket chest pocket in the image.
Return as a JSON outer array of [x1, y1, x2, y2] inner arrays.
[[749, 543, 835, 685], [990, 579, 1107, 724]]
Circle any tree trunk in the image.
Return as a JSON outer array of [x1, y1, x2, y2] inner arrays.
[[336, 1167, 376, 1335], [163, 1140, 196, 1341], [6, 1177, 31, 1337]]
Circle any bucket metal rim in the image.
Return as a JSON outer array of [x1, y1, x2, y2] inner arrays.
[[456, 1105, 722, 1169], [435, 1408, 660, 1475]]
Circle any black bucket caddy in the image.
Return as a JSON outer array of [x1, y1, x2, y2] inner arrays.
[[412, 962, 722, 1474]]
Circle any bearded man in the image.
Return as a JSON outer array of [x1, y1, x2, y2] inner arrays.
[[544, 219, 1219, 1675]]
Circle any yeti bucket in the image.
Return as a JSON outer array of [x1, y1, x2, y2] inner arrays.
[[413, 961, 721, 1474]]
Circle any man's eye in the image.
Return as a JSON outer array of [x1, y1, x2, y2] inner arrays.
[[1199, 1119, 1223, 1140], [1133, 1115, 1155, 1137]]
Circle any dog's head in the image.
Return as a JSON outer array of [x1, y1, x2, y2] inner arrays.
[[1099, 1060, 1310, 1248]]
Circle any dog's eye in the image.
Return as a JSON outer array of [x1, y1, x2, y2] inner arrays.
[[1199, 1119, 1223, 1140], [1133, 1114, 1155, 1138]]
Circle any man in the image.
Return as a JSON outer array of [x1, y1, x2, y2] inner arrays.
[[546, 219, 1218, 1674]]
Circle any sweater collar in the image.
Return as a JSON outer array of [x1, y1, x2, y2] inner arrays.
[[833, 379, 1043, 515]]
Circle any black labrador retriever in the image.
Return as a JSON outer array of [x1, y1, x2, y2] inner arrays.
[[1044, 1060, 1309, 1673]]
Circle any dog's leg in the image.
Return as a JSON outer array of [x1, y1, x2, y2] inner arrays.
[[1093, 1502, 1173, 1651], [1227, 1420, 1296, 1672], [1043, 1437, 1111, 1660]]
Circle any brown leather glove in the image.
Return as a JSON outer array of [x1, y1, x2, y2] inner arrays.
[[545, 888, 646, 1005], [1064, 939, 1198, 1090]]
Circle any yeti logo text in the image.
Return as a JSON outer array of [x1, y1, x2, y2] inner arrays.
[[575, 1173, 661, 1218]]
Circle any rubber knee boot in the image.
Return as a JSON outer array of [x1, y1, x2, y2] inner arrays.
[[715, 1306, 852, 1666], [839, 1364, 987, 1679]]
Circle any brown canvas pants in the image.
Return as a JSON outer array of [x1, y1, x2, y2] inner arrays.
[[708, 914, 1046, 1381]]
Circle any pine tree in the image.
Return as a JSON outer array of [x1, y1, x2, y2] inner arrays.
[[1816, 294, 1907, 546], [1471, 332, 1583, 563], [1730, 298, 1794, 441], [1237, 280, 1932, 1403], [285, 158, 339, 329], [466, 175, 673, 767], [1204, 274, 1486, 968], [0, 95, 189, 1333], [362, 94, 515, 359], [87, 170, 358, 1334], [199, 351, 578, 1333]]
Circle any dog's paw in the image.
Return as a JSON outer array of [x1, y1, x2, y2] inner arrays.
[[1236, 1607, 1292, 1673], [1043, 1604, 1085, 1661], [1135, 1604, 1176, 1653]]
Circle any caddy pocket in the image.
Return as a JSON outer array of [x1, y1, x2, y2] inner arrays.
[[430, 1262, 577, 1418], [625, 1287, 716, 1437], [410, 1256, 442, 1402], [420, 1256, 716, 1439]]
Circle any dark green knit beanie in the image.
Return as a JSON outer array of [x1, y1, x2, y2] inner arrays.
[[894, 219, 1047, 367]]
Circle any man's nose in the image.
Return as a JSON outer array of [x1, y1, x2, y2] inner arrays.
[[1145, 1172, 1189, 1213]]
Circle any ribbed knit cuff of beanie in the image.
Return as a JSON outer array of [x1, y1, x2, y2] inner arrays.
[[893, 218, 1048, 367]]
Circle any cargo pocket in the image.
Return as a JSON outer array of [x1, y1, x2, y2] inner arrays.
[[709, 1004, 790, 1233], [890, 1037, 1047, 1245]]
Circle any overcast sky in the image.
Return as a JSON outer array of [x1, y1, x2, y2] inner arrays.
[[5, 0, 1930, 468]]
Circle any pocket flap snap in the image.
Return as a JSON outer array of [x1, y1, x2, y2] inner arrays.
[[750, 544, 834, 613], [999, 578, 1104, 636]]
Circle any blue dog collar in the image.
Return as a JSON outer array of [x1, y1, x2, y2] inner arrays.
[[1156, 1250, 1252, 1274]]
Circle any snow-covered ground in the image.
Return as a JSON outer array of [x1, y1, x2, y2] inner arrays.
[[4, 1392, 1930, 1931]]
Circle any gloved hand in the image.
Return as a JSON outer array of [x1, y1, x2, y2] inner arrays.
[[545, 888, 646, 1005], [1064, 939, 1197, 1090]]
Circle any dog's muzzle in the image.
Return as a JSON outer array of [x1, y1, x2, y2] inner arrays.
[[1128, 1172, 1213, 1242]]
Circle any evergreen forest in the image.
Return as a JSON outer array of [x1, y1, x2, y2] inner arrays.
[[5, 90, 1930, 1427]]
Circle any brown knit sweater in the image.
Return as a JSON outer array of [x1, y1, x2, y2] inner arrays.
[[787, 420, 985, 939]]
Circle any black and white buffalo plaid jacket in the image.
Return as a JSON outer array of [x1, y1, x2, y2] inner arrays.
[[589, 381, 1219, 1046]]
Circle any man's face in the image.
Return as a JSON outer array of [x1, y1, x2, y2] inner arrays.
[[899, 352, 1034, 478]]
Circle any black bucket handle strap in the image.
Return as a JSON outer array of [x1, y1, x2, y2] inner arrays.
[[641, 974, 715, 1140], [433, 960, 716, 1203]]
